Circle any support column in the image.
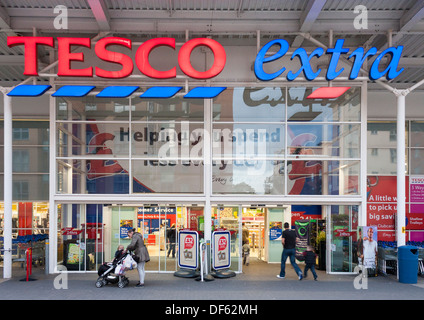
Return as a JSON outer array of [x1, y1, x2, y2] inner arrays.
[[395, 90, 407, 247], [3, 91, 12, 278]]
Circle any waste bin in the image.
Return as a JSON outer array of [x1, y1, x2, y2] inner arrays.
[[398, 245, 419, 284]]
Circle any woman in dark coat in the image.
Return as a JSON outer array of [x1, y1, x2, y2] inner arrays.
[[126, 228, 150, 287]]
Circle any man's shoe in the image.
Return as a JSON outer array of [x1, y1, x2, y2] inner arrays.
[[298, 273, 303, 280], [136, 283, 144, 287], [276, 275, 285, 279]]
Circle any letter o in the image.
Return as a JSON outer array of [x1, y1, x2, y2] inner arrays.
[[135, 38, 176, 79], [178, 38, 226, 79]]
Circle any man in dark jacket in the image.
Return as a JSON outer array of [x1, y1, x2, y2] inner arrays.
[[277, 222, 303, 280], [167, 224, 176, 258], [127, 228, 150, 287]]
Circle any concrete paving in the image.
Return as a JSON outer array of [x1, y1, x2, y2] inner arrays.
[[1, 259, 423, 302]]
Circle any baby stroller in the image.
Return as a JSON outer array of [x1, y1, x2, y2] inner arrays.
[[95, 251, 137, 288]]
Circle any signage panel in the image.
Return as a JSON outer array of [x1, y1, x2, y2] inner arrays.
[[178, 230, 199, 269], [212, 230, 231, 270]]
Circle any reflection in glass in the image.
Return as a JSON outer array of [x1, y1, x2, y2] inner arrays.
[[132, 160, 203, 193], [212, 160, 284, 195], [213, 87, 285, 122], [330, 205, 359, 273], [56, 97, 131, 121], [132, 97, 204, 121], [288, 124, 360, 158], [287, 87, 360, 122]]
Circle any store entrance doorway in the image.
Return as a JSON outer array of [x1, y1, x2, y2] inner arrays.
[[211, 204, 327, 273], [107, 204, 204, 273]]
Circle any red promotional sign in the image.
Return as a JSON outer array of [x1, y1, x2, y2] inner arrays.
[[184, 235, 195, 250], [61, 227, 83, 236], [7, 36, 226, 79], [218, 236, 227, 251], [334, 228, 355, 237]]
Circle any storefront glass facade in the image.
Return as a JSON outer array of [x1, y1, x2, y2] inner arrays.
[[46, 85, 363, 273], [55, 86, 361, 197]]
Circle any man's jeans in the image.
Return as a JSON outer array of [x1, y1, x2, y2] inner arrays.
[[279, 248, 302, 277]]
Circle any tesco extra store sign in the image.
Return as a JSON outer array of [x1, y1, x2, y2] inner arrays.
[[7, 36, 404, 89]]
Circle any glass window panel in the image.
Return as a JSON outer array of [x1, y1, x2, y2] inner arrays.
[[212, 160, 284, 195], [131, 122, 204, 158], [57, 122, 130, 158], [411, 121, 424, 147], [0, 174, 49, 201], [132, 97, 204, 121], [12, 147, 49, 173], [367, 148, 398, 175], [288, 160, 359, 195], [330, 205, 359, 273], [367, 122, 408, 148], [56, 97, 131, 121], [288, 124, 360, 158], [410, 148, 424, 174], [287, 87, 360, 122], [0, 121, 49, 146], [213, 87, 285, 122], [132, 160, 203, 193], [212, 123, 285, 159], [57, 159, 129, 194]]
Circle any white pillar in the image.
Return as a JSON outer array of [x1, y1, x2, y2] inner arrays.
[[3, 91, 12, 278], [49, 94, 57, 273], [396, 91, 407, 247]]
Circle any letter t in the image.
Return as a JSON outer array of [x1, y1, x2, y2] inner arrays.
[[7, 36, 54, 76], [326, 39, 349, 81]]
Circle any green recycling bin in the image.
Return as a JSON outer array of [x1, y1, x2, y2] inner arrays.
[[398, 245, 419, 284]]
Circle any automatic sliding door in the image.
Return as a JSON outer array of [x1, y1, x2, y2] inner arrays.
[[328, 205, 359, 273], [159, 205, 179, 272], [212, 205, 241, 272]]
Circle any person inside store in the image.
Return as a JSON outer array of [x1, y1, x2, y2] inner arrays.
[[126, 228, 150, 287], [242, 222, 249, 245], [167, 223, 177, 258], [277, 222, 303, 280]]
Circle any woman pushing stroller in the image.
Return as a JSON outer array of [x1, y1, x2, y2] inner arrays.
[[125, 228, 150, 288]]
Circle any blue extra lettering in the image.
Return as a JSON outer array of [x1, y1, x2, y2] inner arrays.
[[326, 39, 349, 81], [254, 38, 404, 82], [287, 47, 324, 81], [254, 39, 289, 81], [369, 46, 404, 81], [347, 46, 377, 80]]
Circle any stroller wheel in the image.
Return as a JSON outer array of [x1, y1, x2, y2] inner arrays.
[[118, 280, 126, 288], [95, 280, 104, 288]]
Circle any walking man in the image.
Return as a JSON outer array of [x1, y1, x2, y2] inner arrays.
[[277, 222, 303, 280]]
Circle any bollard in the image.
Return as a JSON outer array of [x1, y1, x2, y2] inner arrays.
[[200, 242, 206, 282], [45, 241, 49, 275]]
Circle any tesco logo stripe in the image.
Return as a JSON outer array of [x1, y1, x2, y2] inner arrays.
[[140, 86, 182, 99], [7, 84, 227, 99], [52, 85, 95, 97]]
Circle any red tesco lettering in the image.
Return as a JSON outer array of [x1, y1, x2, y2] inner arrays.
[[7, 36, 226, 79]]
